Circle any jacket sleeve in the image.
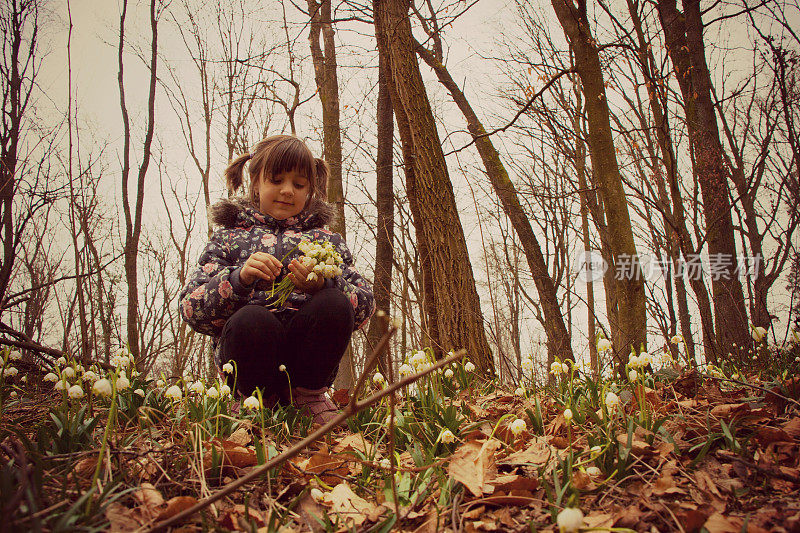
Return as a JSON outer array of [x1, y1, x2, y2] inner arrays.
[[179, 230, 253, 336], [329, 236, 375, 331]]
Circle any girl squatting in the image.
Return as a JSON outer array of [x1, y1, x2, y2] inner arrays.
[[179, 135, 375, 424]]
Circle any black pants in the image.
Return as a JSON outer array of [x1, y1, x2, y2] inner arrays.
[[219, 288, 354, 397]]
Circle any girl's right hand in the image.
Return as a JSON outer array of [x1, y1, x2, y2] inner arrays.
[[239, 252, 282, 286]]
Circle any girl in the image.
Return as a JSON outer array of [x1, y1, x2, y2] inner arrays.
[[179, 135, 375, 424]]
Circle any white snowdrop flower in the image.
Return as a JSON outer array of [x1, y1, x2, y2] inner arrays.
[[116, 375, 131, 391], [54, 379, 68, 391], [9, 390, 17, 398], [605, 391, 620, 410], [628, 370, 638, 382], [590, 445, 602, 455], [563, 408, 573, 423], [597, 338, 612, 352], [514, 386, 525, 396], [795, 356, 800, 363], [307, 272, 319, 283], [439, 428, 456, 444], [379, 457, 391, 469], [585, 466, 602, 477], [550, 361, 563, 375], [134, 388, 145, 397], [556, 507, 585, 533], [222, 362, 234, 374], [751, 326, 767, 342], [444, 368, 454, 379], [509, 418, 527, 437], [3, 366, 18, 378], [189, 381, 205, 395], [243, 395, 261, 410], [464, 361, 476, 372], [639, 352, 652, 367], [44, 372, 58, 383], [278, 364, 287, 372], [373, 372, 386, 385], [68, 384, 84, 399], [8, 350, 21, 361], [75, 364, 84, 373], [220, 384, 231, 396], [206, 386, 219, 399], [732, 373, 740, 380], [93, 378, 113, 397], [61, 367, 76, 379], [562, 362, 569, 374], [20, 375, 26, 383], [156, 379, 165, 388], [521, 357, 534, 372], [165, 385, 182, 401], [628, 354, 640, 368], [670, 335, 683, 345], [398, 363, 413, 377], [310, 488, 324, 502], [56, 356, 67, 366]]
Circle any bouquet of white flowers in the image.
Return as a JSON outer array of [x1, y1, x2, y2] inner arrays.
[[270, 239, 343, 305]]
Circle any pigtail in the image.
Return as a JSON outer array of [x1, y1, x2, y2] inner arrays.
[[224, 153, 252, 195], [314, 158, 329, 198]]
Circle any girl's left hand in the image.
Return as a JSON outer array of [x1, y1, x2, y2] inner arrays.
[[287, 259, 325, 294]]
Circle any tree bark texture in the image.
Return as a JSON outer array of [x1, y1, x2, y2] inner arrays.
[[657, 0, 750, 357], [551, 0, 647, 357], [366, 30, 395, 375], [307, 0, 345, 238], [415, 41, 574, 364], [374, 0, 493, 372]]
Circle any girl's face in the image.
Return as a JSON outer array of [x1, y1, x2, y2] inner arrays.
[[258, 168, 310, 220]]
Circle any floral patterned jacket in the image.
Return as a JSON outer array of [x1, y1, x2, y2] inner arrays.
[[179, 198, 375, 342]]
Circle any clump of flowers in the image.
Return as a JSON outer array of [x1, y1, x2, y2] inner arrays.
[[271, 239, 343, 305]]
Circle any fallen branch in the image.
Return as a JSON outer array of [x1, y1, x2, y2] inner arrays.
[[147, 327, 466, 532]]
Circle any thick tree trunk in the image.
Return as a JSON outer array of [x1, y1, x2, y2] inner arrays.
[[552, 0, 647, 359], [374, 0, 493, 372], [415, 40, 574, 365], [366, 27, 395, 375], [657, 0, 750, 358]]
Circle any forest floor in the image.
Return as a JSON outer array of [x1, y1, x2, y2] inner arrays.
[[2, 345, 800, 532]]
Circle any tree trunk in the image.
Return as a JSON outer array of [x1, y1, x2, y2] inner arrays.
[[656, 0, 750, 358], [119, 0, 158, 369], [552, 0, 647, 359], [366, 27, 395, 375], [415, 39, 574, 365], [374, 0, 493, 372]]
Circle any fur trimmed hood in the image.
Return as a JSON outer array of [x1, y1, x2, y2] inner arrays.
[[209, 197, 336, 231]]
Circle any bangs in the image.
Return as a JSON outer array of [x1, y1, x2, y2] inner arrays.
[[263, 137, 315, 180]]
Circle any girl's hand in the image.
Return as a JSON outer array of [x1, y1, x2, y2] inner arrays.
[[287, 259, 325, 294], [240, 252, 282, 286]]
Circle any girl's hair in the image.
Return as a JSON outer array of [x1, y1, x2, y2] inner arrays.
[[224, 135, 329, 207]]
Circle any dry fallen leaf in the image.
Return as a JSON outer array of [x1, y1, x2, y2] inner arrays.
[[155, 496, 198, 522], [105, 502, 141, 532], [305, 445, 350, 486], [327, 482, 377, 527], [703, 512, 743, 532], [448, 439, 501, 497]]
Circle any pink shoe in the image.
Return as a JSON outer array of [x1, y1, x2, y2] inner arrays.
[[293, 387, 339, 425]]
